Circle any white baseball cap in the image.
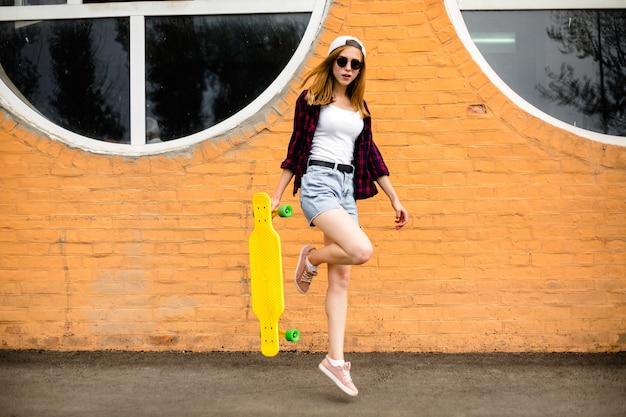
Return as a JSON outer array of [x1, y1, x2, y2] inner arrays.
[[328, 36, 366, 58]]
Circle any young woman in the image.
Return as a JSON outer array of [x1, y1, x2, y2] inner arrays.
[[271, 36, 409, 396]]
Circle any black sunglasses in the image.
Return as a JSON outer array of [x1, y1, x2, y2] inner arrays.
[[336, 56, 362, 70]]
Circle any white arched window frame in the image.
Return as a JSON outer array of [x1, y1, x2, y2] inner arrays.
[[0, 0, 327, 156], [446, 0, 625, 146]]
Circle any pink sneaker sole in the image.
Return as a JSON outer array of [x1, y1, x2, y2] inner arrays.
[[318, 357, 359, 396]]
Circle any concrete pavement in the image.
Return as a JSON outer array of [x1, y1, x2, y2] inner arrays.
[[1, 350, 625, 417]]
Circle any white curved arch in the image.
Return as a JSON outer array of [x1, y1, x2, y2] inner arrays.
[[0, 0, 329, 156], [445, 0, 625, 146]]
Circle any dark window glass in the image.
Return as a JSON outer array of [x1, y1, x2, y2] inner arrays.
[[144, 13, 309, 141], [0, 19, 130, 142], [1, 0, 66, 5], [463, 10, 626, 136], [0, 13, 310, 144]]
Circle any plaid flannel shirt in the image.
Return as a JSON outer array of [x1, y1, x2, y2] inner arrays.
[[280, 90, 389, 200]]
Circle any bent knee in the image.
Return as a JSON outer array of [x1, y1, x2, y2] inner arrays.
[[350, 243, 373, 265]]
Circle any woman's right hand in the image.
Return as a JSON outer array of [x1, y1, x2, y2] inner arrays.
[[270, 195, 281, 212], [270, 169, 295, 212]]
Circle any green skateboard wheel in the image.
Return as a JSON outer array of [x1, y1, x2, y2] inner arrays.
[[285, 329, 300, 342], [277, 205, 292, 217]]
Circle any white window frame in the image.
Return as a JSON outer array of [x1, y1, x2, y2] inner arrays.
[[446, 0, 625, 146], [0, 0, 328, 155]]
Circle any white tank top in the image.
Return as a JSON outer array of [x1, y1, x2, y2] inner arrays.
[[310, 104, 364, 165]]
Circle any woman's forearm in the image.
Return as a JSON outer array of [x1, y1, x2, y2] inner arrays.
[[271, 169, 295, 209]]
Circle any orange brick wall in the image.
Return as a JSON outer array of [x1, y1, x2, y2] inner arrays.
[[1, 0, 625, 353]]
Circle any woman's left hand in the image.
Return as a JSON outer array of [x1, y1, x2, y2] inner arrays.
[[392, 200, 409, 230], [375, 175, 409, 230]]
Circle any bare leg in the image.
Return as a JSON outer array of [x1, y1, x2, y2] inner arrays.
[[307, 208, 372, 267], [326, 260, 350, 361], [307, 208, 372, 361]]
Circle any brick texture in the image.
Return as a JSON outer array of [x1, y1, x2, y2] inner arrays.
[[0, 0, 625, 353]]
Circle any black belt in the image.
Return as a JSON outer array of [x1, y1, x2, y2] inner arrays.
[[308, 159, 354, 174]]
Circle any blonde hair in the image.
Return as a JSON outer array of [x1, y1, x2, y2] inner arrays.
[[300, 46, 369, 118]]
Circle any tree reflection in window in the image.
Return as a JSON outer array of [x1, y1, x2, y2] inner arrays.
[[0, 19, 129, 142], [0, 13, 309, 143], [464, 9, 625, 138], [49, 20, 127, 141], [145, 14, 309, 141], [537, 10, 626, 136]]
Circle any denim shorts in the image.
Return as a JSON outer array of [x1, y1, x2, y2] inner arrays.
[[300, 164, 359, 227]]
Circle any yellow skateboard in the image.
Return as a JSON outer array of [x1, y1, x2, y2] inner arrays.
[[249, 192, 300, 357]]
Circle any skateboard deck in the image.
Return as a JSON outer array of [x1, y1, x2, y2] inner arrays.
[[249, 192, 299, 357]]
